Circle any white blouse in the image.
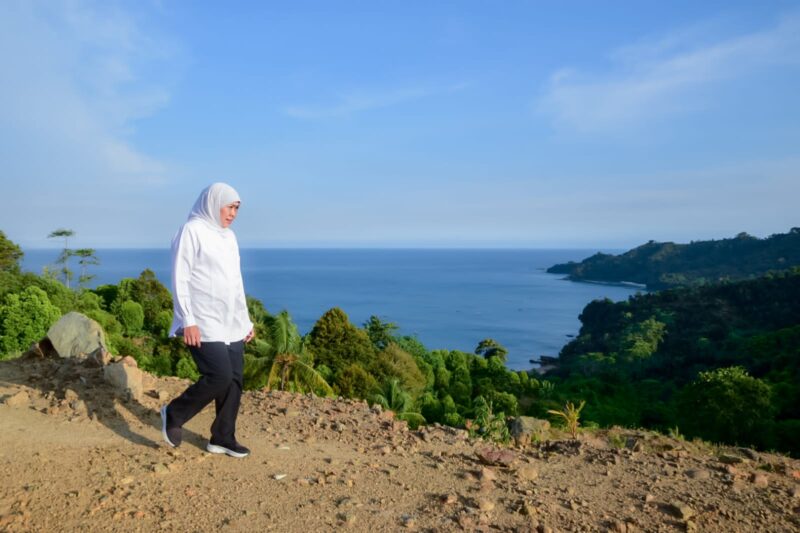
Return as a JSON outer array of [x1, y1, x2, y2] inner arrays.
[[169, 218, 253, 344]]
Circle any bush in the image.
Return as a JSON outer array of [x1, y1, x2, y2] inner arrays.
[[678, 366, 773, 448], [371, 343, 427, 401], [335, 363, 378, 399], [119, 300, 144, 335], [175, 356, 200, 381], [0, 286, 61, 357], [307, 307, 375, 370], [154, 310, 173, 338], [85, 309, 122, 336]]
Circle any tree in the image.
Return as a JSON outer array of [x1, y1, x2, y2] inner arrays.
[[619, 317, 666, 361], [255, 311, 332, 395], [475, 338, 508, 363], [678, 366, 773, 447], [372, 378, 425, 428], [371, 343, 427, 401], [0, 286, 62, 357], [73, 248, 99, 288], [307, 307, 375, 371], [128, 268, 172, 333], [47, 228, 75, 288], [119, 300, 145, 335], [0, 231, 23, 274], [364, 315, 398, 350]]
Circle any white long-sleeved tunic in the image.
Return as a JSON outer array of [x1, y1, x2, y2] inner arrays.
[[168, 218, 253, 343]]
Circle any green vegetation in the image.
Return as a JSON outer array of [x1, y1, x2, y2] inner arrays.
[[1, 229, 798, 455], [547, 400, 586, 440], [548, 269, 800, 454], [547, 227, 800, 289], [0, 286, 61, 357]]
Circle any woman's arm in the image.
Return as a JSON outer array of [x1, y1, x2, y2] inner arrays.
[[172, 225, 202, 347]]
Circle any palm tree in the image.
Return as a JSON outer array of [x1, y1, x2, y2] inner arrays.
[[261, 311, 332, 396], [372, 378, 425, 428]]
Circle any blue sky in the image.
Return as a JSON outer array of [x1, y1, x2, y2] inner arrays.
[[1, 1, 798, 249]]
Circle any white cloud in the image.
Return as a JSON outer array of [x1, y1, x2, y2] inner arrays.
[[538, 12, 800, 133], [283, 82, 469, 119], [0, 1, 174, 187]]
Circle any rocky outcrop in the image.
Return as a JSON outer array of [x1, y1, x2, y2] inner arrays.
[[46, 312, 108, 359]]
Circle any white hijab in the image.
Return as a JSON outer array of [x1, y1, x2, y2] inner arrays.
[[188, 183, 241, 231]]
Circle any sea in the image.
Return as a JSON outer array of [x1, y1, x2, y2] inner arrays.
[[21, 248, 641, 370]]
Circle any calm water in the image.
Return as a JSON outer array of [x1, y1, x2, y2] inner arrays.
[[22, 248, 640, 370]]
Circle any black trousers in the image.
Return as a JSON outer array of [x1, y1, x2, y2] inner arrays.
[[167, 340, 244, 446]]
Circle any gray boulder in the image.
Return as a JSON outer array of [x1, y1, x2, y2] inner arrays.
[[46, 312, 107, 359], [510, 416, 551, 446]]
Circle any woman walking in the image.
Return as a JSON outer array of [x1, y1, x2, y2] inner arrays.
[[160, 183, 254, 458]]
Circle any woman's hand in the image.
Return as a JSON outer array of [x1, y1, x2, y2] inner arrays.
[[244, 328, 255, 343], [183, 325, 202, 347]]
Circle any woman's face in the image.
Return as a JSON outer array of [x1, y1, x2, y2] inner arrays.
[[220, 201, 240, 228]]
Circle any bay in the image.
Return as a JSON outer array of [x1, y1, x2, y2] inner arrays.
[[21, 248, 640, 370]]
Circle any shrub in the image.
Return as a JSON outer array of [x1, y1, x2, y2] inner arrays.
[[307, 307, 375, 370], [0, 286, 62, 357], [335, 363, 378, 399], [154, 310, 173, 338], [371, 343, 427, 401], [678, 366, 773, 448], [119, 300, 144, 335], [175, 356, 200, 381]]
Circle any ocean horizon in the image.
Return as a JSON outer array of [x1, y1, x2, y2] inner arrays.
[[21, 248, 641, 370]]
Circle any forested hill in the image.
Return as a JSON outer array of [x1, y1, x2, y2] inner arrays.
[[547, 227, 800, 289], [548, 269, 800, 455]]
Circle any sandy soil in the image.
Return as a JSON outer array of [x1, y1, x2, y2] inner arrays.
[[1, 355, 799, 532]]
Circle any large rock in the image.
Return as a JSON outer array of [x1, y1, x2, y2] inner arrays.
[[509, 416, 550, 446], [104, 361, 143, 401], [46, 312, 107, 359]]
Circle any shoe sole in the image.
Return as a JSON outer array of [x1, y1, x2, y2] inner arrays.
[[160, 405, 177, 448], [206, 443, 250, 458]]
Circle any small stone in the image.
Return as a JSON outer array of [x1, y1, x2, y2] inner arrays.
[[478, 467, 496, 483], [685, 469, 710, 480], [517, 465, 539, 482], [273, 474, 287, 481], [401, 515, 415, 528], [609, 519, 627, 533], [476, 498, 495, 512], [441, 494, 457, 505], [750, 473, 768, 487], [569, 500, 580, 511], [4, 391, 29, 408], [338, 512, 356, 526], [644, 493, 656, 504], [790, 486, 800, 498], [476, 446, 516, 467], [153, 464, 169, 475], [669, 502, 695, 520], [120, 477, 134, 485], [718, 454, 745, 465]]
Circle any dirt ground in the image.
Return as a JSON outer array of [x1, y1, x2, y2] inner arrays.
[[1, 355, 799, 532]]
